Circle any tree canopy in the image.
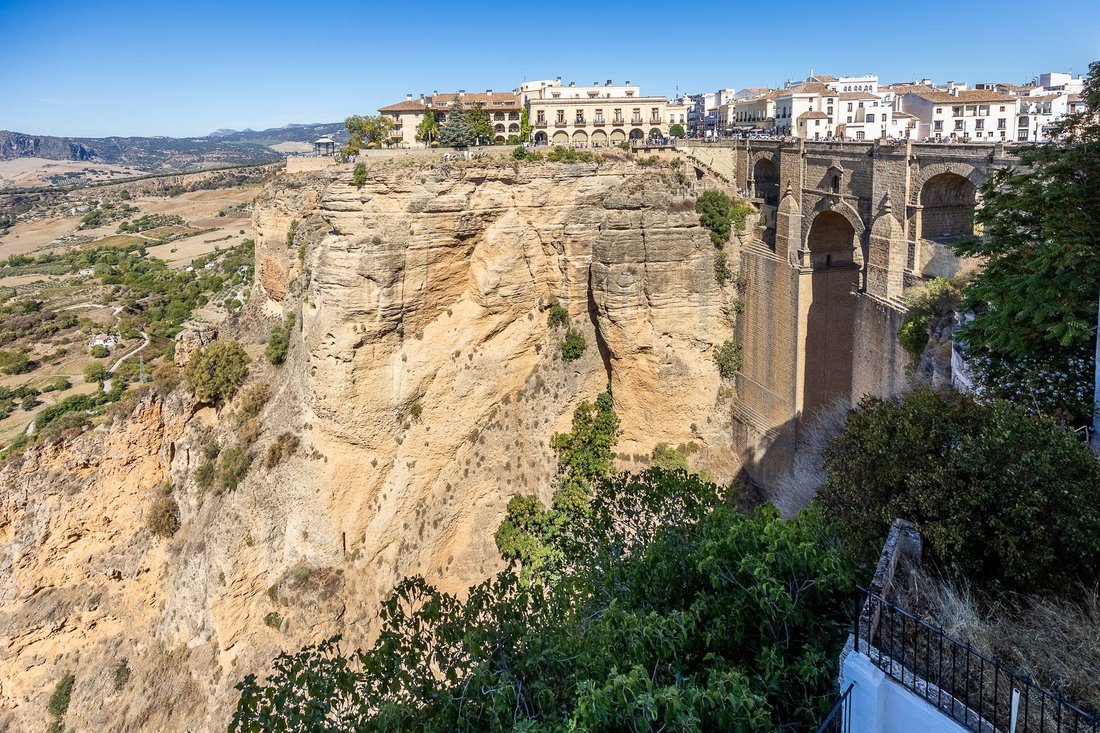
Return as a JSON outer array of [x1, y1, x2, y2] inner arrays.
[[438, 101, 476, 148], [341, 115, 395, 156], [954, 60, 1100, 423], [817, 386, 1100, 595], [415, 112, 439, 145], [231, 470, 852, 733]]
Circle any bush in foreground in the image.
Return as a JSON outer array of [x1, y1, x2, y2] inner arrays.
[[231, 469, 853, 732], [817, 386, 1100, 594]]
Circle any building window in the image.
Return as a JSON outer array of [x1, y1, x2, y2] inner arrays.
[[847, 116, 852, 123], [536, 110, 545, 123], [934, 120, 943, 131], [975, 119, 984, 130], [954, 120, 964, 131], [575, 109, 585, 124], [556, 110, 565, 124], [595, 109, 604, 123], [847, 102, 853, 112], [998, 118, 1006, 130], [614, 108, 623, 123], [856, 131, 865, 140], [866, 114, 875, 123]]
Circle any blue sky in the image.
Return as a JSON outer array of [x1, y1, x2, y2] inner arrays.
[[1, 0, 1097, 138]]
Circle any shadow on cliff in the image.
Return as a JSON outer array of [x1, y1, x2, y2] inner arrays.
[[586, 267, 613, 388]]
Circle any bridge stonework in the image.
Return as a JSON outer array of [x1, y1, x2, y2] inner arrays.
[[678, 140, 1017, 487]]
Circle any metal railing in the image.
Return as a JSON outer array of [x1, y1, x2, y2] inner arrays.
[[857, 587, 1099, 733], [816, 683, 854, 733]]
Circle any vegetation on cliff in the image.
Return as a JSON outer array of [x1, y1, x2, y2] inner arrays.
[[186, 340, 250, 405]]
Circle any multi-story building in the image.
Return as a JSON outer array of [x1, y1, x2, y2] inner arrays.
[[522, 78, 674, 146], [727, 90, 777, 132], [898, 88, 1017, 142], [774, 83, 840, 139], [380, 90, 523, 147], [1015, 92, 1071, 141]]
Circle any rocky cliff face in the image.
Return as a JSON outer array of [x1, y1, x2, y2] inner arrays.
[[0, 155, 743, 731]]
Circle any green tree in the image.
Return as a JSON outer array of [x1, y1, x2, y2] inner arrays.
[[185, 340, 250, 405], [519, 107, 532, 142], [352, 162, 367, 188], [341, 114, 395, 156], [231, 470, 853, 733], [84, 362, 106, 383], [91, 344, 109, 358], [438, 101, 476, 148], [669, 123, 686, 138], [415, 112, 439, 145], [817, 386, 1100, 594], [954, 61, 1100, 423], [465, 103, 495, 145]]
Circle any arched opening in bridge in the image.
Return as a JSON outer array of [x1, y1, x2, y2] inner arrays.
[[803, 211, 858, 415], [752, 158, 779, 205], [918, 172, 977, 242]]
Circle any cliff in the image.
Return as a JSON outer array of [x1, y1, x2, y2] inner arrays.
[[0, 155, 744, 731]]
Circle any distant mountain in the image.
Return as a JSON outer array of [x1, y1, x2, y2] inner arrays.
[[0, 123, 347, 173]]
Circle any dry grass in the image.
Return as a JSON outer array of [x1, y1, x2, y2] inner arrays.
[[768, 398, 850, 517], [914, 570, 1100, 715]]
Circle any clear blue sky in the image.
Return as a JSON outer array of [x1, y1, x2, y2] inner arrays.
[[1, 0, 1097, 138]]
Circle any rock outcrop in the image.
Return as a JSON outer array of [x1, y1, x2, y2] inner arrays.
[[0, 154, 744, 731]]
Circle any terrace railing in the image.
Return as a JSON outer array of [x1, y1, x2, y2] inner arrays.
[[856, 586, 1099, 733]]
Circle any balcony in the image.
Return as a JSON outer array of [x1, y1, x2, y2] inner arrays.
[[612, 118, 625, 126], [554, 121, 568, 128], [592, 120, 606, 126], [630, 117, 643, 125], [534, 121, 547, 128], [650, 118, 662, 125], [574, 119, 586, 126]]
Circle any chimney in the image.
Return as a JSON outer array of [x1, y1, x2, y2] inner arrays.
[[459, 89, 465, 96], [625, 80, 631, 85], [555, 76, 562, 84], [433, 90, 438, 95], [486, 88, 492, 94], [606, 79, 612, 86], [568, 81, 575, 87], [405, 94, 413, 101], [593, 81, 598, 86]]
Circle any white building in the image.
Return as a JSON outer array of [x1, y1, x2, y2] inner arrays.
[[898, 88, 1017, 142]]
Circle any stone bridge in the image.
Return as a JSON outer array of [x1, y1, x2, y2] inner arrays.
[[677, 139, 1018, 487]]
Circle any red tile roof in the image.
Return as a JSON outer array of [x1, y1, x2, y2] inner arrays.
[[379, 99, 428, 112]]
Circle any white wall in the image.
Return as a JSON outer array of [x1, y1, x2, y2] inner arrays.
[[842, 651, 971, 733]]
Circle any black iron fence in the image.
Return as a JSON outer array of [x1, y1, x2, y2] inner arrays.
[[815, 682, 854, 733], [857, 586, 1099, 733]]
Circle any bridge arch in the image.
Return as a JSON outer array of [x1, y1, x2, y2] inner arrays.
[[804, 199, 865, 270], [802, 210, 859, 415], [917, 172, 978, 241], [752, 157, 779, 205]]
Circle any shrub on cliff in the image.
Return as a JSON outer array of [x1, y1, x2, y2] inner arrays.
[[561, 329, 585, 361], [265, 314, 295, 367], [714, 338, 743, 378], [47, 672, 74, 719], [546, 303, 569, 329], [185, 340, 249, 405], [817, 386, 1100, 594], [353, 162, 367, 188], [695, 190, 753, 246], [147, 493, 181, 538]]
